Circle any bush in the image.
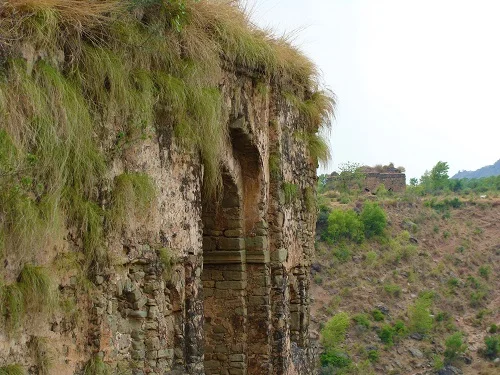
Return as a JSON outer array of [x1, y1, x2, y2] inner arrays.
[[333, 245, 351, 263], [367, 350, 379, 362], [353, 313, 370, 329], [321, 312, 351, 349], [360, 202, 387, 238], [384, 284, 402, 298], [483, 335, 500, 360], [479, 265, 491, 280], [409, 295, 433, 334], [444, 332, 467, 363], [371, 309, 385, 322], [326, 209, 364, 244], [320, 350, 351, 368], [379, 325, 395, 345]]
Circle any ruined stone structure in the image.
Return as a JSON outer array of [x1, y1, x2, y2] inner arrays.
[[326, 165, 406, 193], [363, 171, 406, 192], [0, 74, 318, 375], [0, 2, 327, 373]]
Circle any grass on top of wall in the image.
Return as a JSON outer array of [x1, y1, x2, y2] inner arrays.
[[0, 0, 334, 276]]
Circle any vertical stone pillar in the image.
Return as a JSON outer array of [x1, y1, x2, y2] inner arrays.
[[203, 257, 247, 375], [270, 265, 290, 375], [246, 230, 272, 375]]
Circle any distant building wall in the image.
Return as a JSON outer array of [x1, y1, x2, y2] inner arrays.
[[364, 172, 406, 192]]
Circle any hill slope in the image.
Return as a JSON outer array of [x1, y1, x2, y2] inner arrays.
[[452, 160, 500, 179], [312, 191, 500, 375]]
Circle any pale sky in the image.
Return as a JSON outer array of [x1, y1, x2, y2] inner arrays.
[[243, 0, 500, 180]]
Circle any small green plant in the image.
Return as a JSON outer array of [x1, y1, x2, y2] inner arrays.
[[157, 247, 176, 280], [84, 354, 110, 375], [283, 183, 299, 205], [0, 364, 25, 375], [384, 283, 402, 298], [353, 313, 370, 329], [371, 309, 385, 322], [367, 350, 379, 362], [313, 274, 323, 285], [483, 335, 500, 360], [333, 245, 351, 263], [409, 294, 433, 334], [444, 332, 467, 364], [379, 325, 395, 345], [303, 187, 316, 212], [447, 277, 460, 289], [478, 265, 491, 280], [1, 264, 56, 333], [364, 250, 378, 266], [320, 350, 351, 368], [31, 336, 52, 375], [433, 354, 445, 370], [490, 324, 498, 333], [109, 172, 156, 230], [321, 312, 350, 349]]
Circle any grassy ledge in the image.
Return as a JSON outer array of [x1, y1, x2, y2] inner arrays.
[[0, 0, 333, 275]]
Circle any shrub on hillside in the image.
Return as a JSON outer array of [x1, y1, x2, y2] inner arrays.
[[326, 209, 364, 244], [482, 335, 500, 360], [409, 294, 434, 335], [360, 202, 387, 238], [321, 312, 351, 349], [444, 332, 467, 364]]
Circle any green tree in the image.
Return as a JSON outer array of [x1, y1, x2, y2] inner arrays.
[[429, 161, 450, 191], [336, 162, 365, 192], [360, 202, 387, 238], [326, 209, 365, 244]]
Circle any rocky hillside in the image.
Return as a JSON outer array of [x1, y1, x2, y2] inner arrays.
[[312, 190, 500, 375], [452, 160, 500, 179]]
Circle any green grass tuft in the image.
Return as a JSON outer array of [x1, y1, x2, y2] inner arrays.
[[0, 364, 25, 375], [84, 354, 110, 375], [109, 173, 156, 231], [1, 264, 57, 333], [18, 264, 57, 312], [30, 336, 52, 375]]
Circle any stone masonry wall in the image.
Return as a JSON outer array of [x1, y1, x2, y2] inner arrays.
[[364, 172, 406, 193], [0, 67, 319, 375]]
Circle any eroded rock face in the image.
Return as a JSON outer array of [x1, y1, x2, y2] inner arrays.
[[0, 72, 318, 375]]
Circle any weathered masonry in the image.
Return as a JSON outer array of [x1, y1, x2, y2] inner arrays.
[[0, 69, 320, 375], [0, 2, 326, 374]]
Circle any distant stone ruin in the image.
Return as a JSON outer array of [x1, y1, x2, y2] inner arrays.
[[326, 164, 406, 193], [361, 164, 407, 192]]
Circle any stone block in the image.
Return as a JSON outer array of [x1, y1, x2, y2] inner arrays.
[[131, 349, 145, 360], [224, 229, 244, 237], [145, 337, 160, 350], [229, 354, 245, 362], [203, 237, 217, 251], [129, 310, 148, 319], [204, 251, 245, 265], [216, 281, 247, 290], [218, 237, 244, 250], [222, 271, 245, 281], [245, 236, 267, 251], [271, 248, 288, 263]]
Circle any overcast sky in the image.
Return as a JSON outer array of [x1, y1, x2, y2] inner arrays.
[[243, 0, 500, 180]]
